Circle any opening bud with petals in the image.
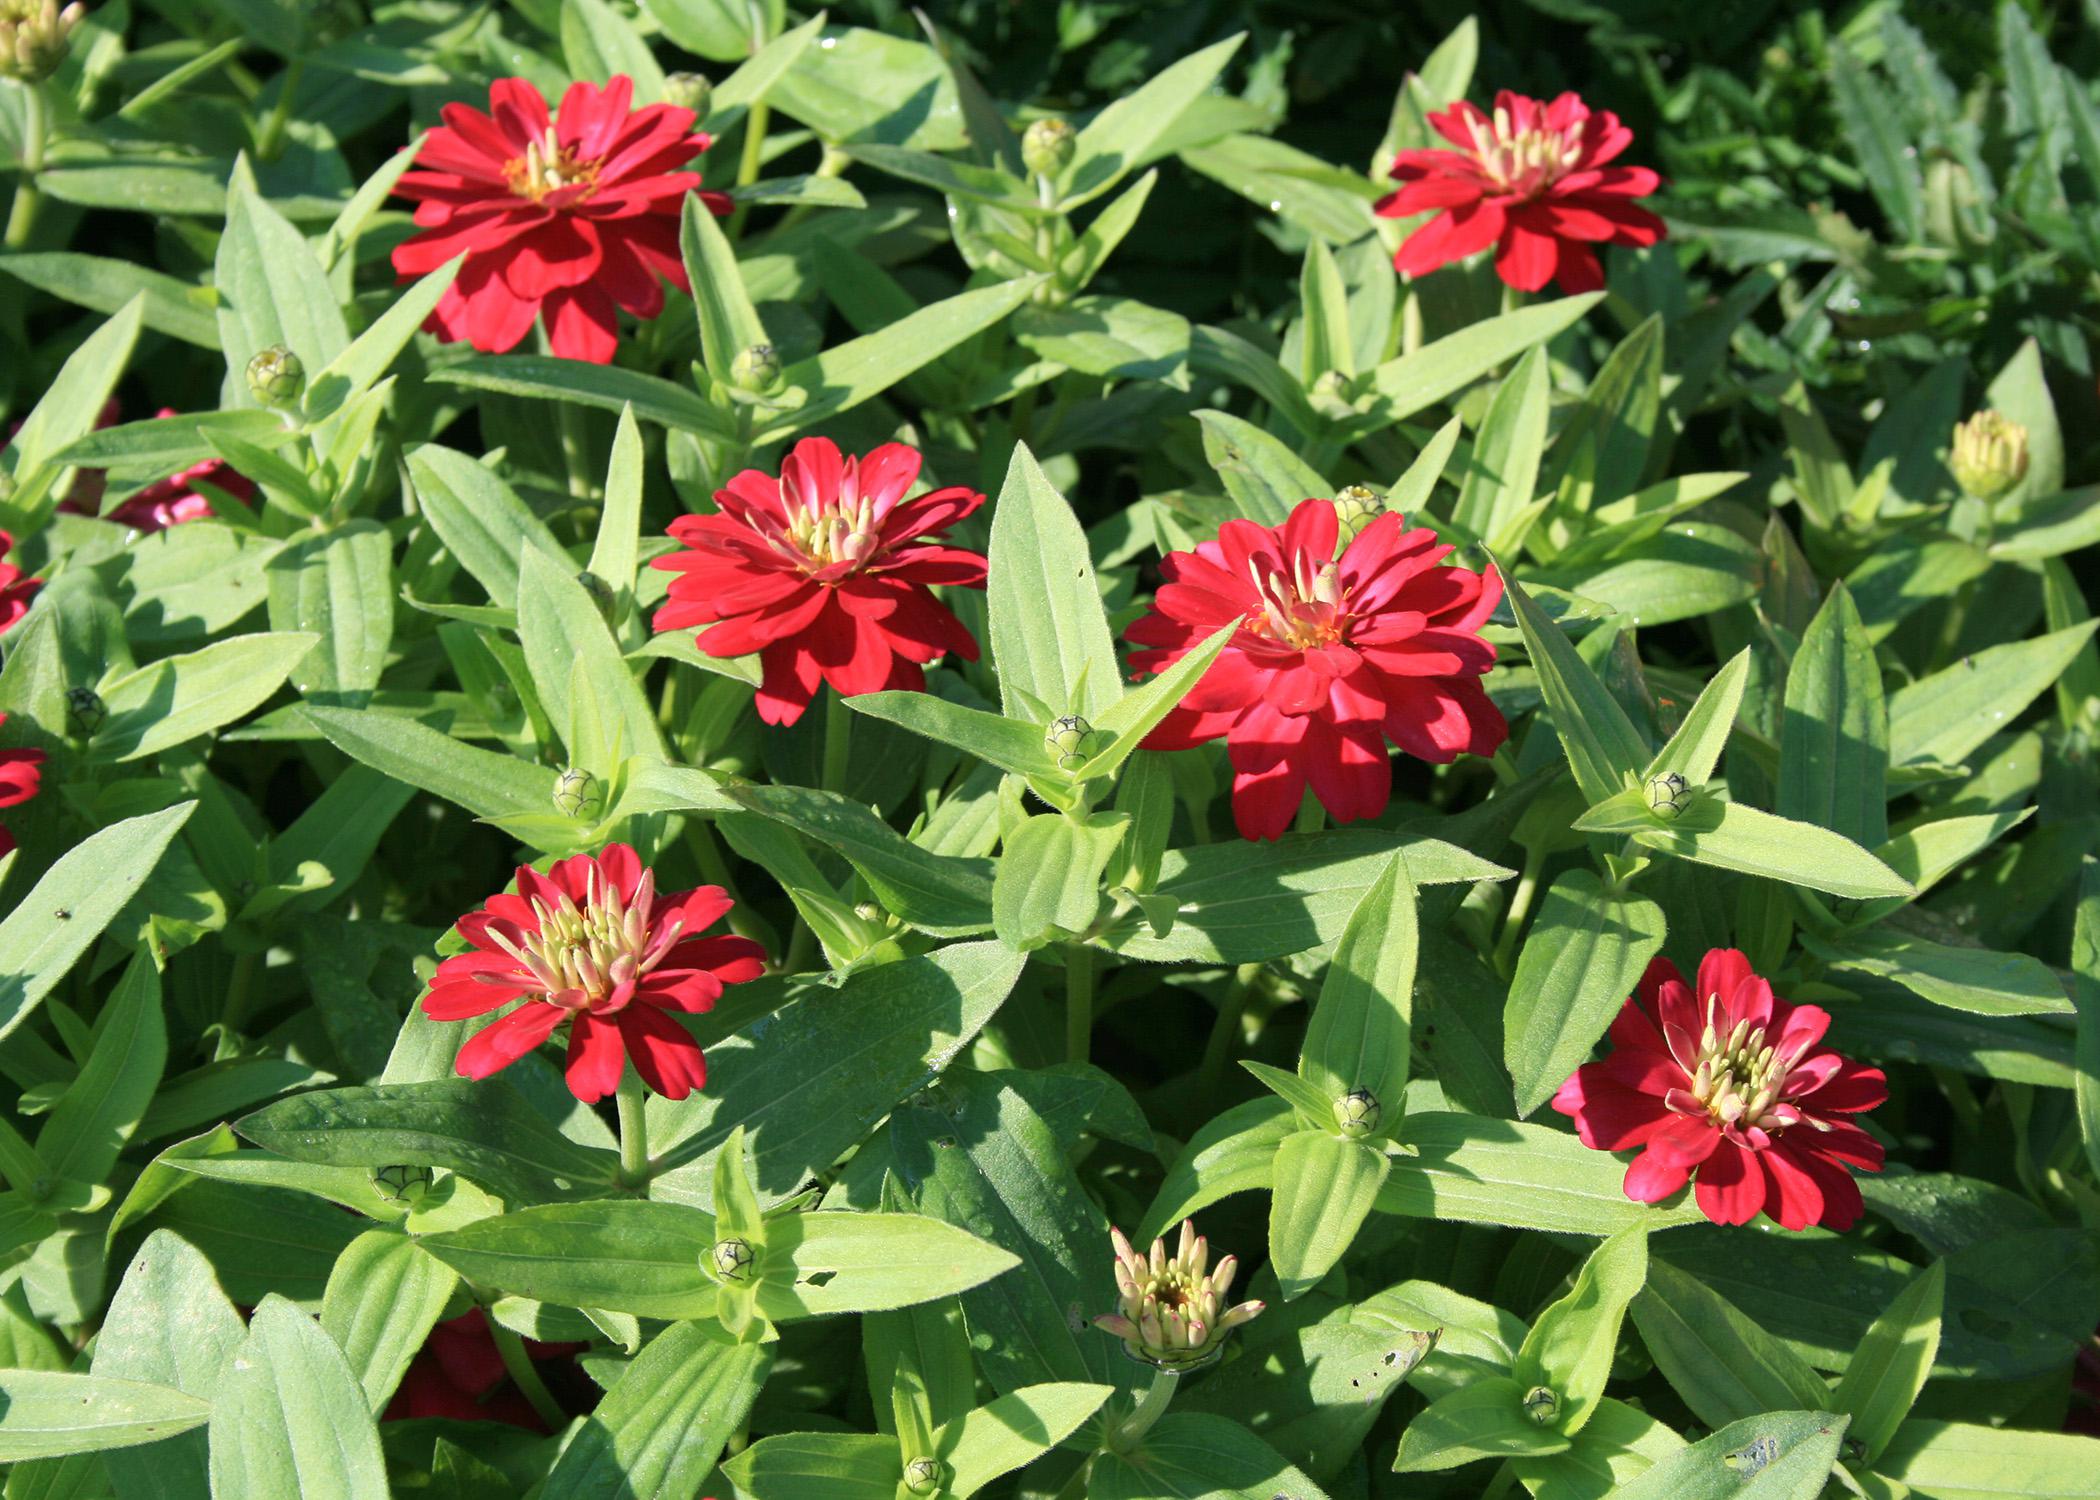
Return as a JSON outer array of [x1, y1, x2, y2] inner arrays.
[[1949, 409, 2028, 501], [1094, 1220, 1264, 1371], [1644, 770, 1691, 820], [0, 0, 84, 83], [1333, 1087, 1381, 1138], [1021, 117, 1075, 180]]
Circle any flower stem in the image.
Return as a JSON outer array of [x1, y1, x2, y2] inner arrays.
[[616, 1067, 649, 1187], [1109, 1367, 1180, 1452], [1197, 962, 1262, 1094], [821, 688, 852, 798], [726, 100, 769, 239], [1493, 845, 1544, 977], [1064, 943, 1094, 1064], [5, 83, 48, 251], [487, 1316, 567, 1430], [255, 59, 304, 162]]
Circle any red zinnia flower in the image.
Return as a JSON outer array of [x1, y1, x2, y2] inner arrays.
[[1551, 948, 1888, 1232], [422, 844, 765, 1102], [391, 77, 727, 364], [0, 532, 40, 634], [37, 405, 249, 532], [0, 715, 43, 856], [1376, 89, 1665, 294], [651, 437, 988, 727], [1127, 499, 1506, 841], [384, 1309, 582, 1430]]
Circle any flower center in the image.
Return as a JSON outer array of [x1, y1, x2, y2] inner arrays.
[[781, 492, 880, 575], [484, 866, 683, 1013], [1465, 107, 1583, 198], [502, 126, 601, 203], [1678, 997, 1803, 1135], [1245, 556, 1348, 651]]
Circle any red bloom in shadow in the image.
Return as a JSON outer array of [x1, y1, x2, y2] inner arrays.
[[1126, 499, 1506, 841], [651, 437, 987, 726], [391, 76, 727, 363], [12, 401, 241, 532], [0, 532, 40, 634], [0, 714, 42, 857], [422, 844, 765, 1102], [385, 1309, 583, 1431], [1376, 89, 1665, 294], [1552, 948, 1888, 1231]]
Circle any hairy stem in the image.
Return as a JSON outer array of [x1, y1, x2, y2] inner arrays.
[[487, 1316, 567, 1430], [5, 84, 48, 250], [616, 1067, 650, 1186]]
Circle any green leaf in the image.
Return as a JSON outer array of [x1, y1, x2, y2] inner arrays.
[[1515, 1225, 1648, 1435], [1647, 648, 1749, 788], [518, 546, 665, 774], [207, 1297, 388, 1500], [0, 253, 218, 348], [1, 297, 144, 512], [1504, 871, 1667, 1118], [767, 24, 963, 150], [1094, 1412, 1336, 1499], [1296, 238, 1354, 382], [1831, 48, 1923, 241], [302, 706, 558, 826], [237, 1079, 621, 1205], [1077, 624, 1234, 782], [1631, 1260, 1833, 1431], [1453, 345, 1550, 543], [92, 632, 315, 762], [319, 1231, 458, 1414], [561, 0, 665, 96], [682, 193, 767, 384], [1984, 339, 2062, 505], [986, 441, 1121, 720], [215, 161, 350, 392], [1886, 623, 2098, 770], [406, 445, 570, 611], [1805, 927, 2070, 1017], [1501, 566, 1649, 804], [1060, 36, 1245, 210], [1633, 800, 1913, 900], [1195, 408, 1332, 529], [1268, 1130, 1390, 1302], [265, 522, 394, 701], [0, 1371, 210, 1461], [1778, 582, 1888, 847], [34, 951, 163, 1190], [1832, 1261, 1943, 1464], [1137, 1096, 1297, 1244], [754, 1211, 1021, 1320], [846, 692, 1055, 782], [640, 0, 765, 60], [1880, 1419, 2100, 1499], [1180, 132, 1382, 246], [719, 1432, 895, 1500], [1299, 849, 1417, 1117], [1378, 1113, 1707, 1236], [938, 1382, 1113, 1499], [992, 812, 1123, 949], [1533, 522, 1760, 626], [0, 804, 193, 1045], [302, 259, 462, 421], [1392, 1377, 1570, 1472], [1370, 295, 1601, 422], [1013, 295, 1191, 386], [543, 1320, 772, 1499], [2076, 860, 2100, 1186], [430, 356, 740, 441], [416, 1201, 718, 1318], [1609, 1410, 1851, 1500]]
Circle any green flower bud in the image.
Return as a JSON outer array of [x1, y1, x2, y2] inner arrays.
[[1045, 714, 1097, 771], [663, 71, 713, 118], [1331, 484, 1386, 544], [553, 767, 602, 821], [1644, 771, 1691, 820], [903, 1457, 946, 1494], [0, 0, 84, 84], [1522, 1385, 1560, 1426], [1021, 117, 1076, 180], [711, 1236, 754, 1283], [1949, 409, 2029, 501], [1333, 1087, 1380, 1138], [64, 686, 105, 736], [370, 1163, 434, 1207], [730, 342, 783, 394], [245, 344, 305, 409]]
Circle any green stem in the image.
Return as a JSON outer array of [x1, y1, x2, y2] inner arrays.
[[726, 100, 770, 239], [616, 1067, 649, 1186], [1045, 1457, 1094, 1500], [776, 144, 849, 233], [1109, 1368, 1180, 1452], [821, 688, 853, 798], [5, 83, 48, 251], [1197, 962, 1262, 1093], [487, 1317, 567, 1430], [1493, 846, 1545, 977], [255, 59, 304, 162], [1064, 944, 1094, 1065], [218, 949, 262, 1053]]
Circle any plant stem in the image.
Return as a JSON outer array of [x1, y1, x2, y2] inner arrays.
[[1493, 846, 1545, 977], [726, 101, 770, 239], [821, 688, 852, 798], [5, 83, 48, 251], [1197, 962, 1262, 1093], [255, 60, 304, 162], [1109, 1367, 1180, 1452], [217, 949, 262, 1054], [616, 1067, 649, 1186], [487, 1317, 567, 1430], [1064, 944, 1094, 1064]]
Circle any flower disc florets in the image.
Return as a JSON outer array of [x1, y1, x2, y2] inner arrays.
[[1093, 1220, 1264, 1371]]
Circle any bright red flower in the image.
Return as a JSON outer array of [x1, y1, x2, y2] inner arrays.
[[391, 76, 727, 364], [1127, 499, 1506, 841], [651, 437, 987, 727], [422, 844, 765, 1103], [0, 715, 43, 857], [1375, 89, 1665, 294], [0, 532, 40, 634], [1551, 948, 1888, 1232]]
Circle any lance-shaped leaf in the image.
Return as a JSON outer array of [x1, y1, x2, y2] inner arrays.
[[1830, 1260, 1944, 1464], [265, 521, 394, 701], [1197, 409, 1332, 528], [1880, 1419, 2100, 1498], [1777, 582, 1888, 848], [843, 691, 1057, 781], [303, 706, 558, 826], [1369, 294, 1601, 421], [34, 951, 164, 1192], [1514, 1225, 1648, 1436], [1268, 1131, 1390, 1302], [1631, 1260, 1832, 1430], [1504, 871, 1666, 1118], [992, 812, 1125, 950], [1299, 849, 1417, 1118], [1377, 1113, 1707, 1236], [302, 256, 462, 421], [1074, 623, 1235, 783], [753, 1211, 1020, 1321], [93, 632, 318, 762], [320, 1230, 458, 1414], [1058, 35, 1245, 210], [1093, 1412, 1334, 1499], [0, 1371, 210, 1461], [1138, 1095, 1297, 1243], [2077, 859, 2100, 1185], [1646, 647, 1749, 787], [1887, 623, 2097, 770], [1393, 1377, 1571, 1472], [1501, 565, 1649, 805], [1, 296, 144, 512], [417, 1200, 718, 1318], [405, 444, 570, 611], [1609, 1410, 1850, 1500], [1452, 345, 1550, 544], [986, 441, 1122, 721], [1627, 800, 1913, 900], [681, 193, 767, 382], [586, 405, 645, 608], [518, 546, 666, 773], [207, 1297, 388, 1500], [430, 355, 740, 440]]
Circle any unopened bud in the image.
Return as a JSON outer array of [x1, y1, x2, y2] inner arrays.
[[1523, 1385, 1560, 1426], [1021, 117, 1075, 180], [730, 342, 782, 394], [903, 1457, 946, 1494], [64, 686, 104, 736], [1949, 410, 2029, 501], [574, 568, 616, 623], [1331, 484, 1385, 544], [1333, 1087, 1380, 1138], [553, 767, 601, 820], [370, 1163, 434, 1207], [0, 0, 84, 83], [1644, 771, 1691, 820], [710, 1236, 754, 1283], [1045, 713, 1097, 771], [245, 344, 304, 409], [663, 71, 712, 118]]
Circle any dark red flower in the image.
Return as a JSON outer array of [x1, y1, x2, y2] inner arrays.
[[1551, 948, 1888, 1231], [390, 76, 727, 364], [422, 844, 765, 1102], [651, 437, 987, 727], [385, 1309, 582, 1431], [45, 405, 250, 532], [1127, 499, 1506, 841], [1375, 89, 1665, 294], [0, 532, 40, 634], [0, 715, 43, 857]]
